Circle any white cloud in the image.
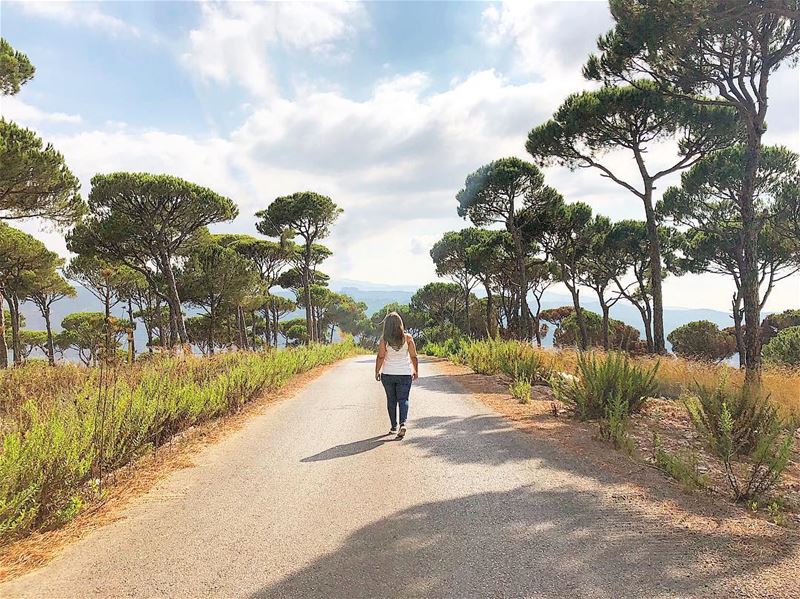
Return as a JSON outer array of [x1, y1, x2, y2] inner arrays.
[[0, 96, 82, 124], [481, 0, 612, 79], [231, 69, 580, 188], [182, 1, 367, 98], [17, 1, 141, 37]]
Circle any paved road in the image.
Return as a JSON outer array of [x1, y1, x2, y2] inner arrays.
[[2, 357, 794, 598]]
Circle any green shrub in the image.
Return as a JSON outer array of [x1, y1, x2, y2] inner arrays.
[[554, 309, 641, 351], [509, 375, 533, 404], [667, 320, 737, 362], [460, 339, 549, 382], [421, 336, 468, 359], [762, 326, 800, 367], [685, 380, 782, 456], [598, 391, 634, 451], [685, 382, 794, 501], [552, 352, 659, 421]]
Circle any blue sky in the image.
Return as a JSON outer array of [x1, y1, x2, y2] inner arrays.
[[2, 1, 799, 311]]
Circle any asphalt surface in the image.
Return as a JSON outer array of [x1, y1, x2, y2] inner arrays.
[[1, 357, 792, 598]]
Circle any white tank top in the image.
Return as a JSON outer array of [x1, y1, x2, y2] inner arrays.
[[381, 336, 413, 375]]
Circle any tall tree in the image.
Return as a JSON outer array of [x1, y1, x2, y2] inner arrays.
[[1, 38, 35, 95], [430, 230, 481, 337], [527, 262, 558, 347], [584, 0, 800, 380], [322, 293, 367, 342], [602, 220, 678, 351], [65, 255, 139, 362], [227, 236, 293, 347], [577, 215, 626, 350], [59, 312, 121, 366], [0, 222, 59, 366], [464, 229, 508, 339], [661, 145, 800, 366], [411, 282, 463, 328], [178, 237, 256, 354], [68, 172, 238, 347], [256, 192, 341, 343], [456, 157, 561, 339], [534, 201, 595, 350], [28, 270, 75, 366], [526, 83, 738, 353], [267, 295, 296, 347], [18, 330, 48, 362], [0, 120, 84, 227]]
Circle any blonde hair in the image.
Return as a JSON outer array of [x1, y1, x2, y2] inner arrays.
[[382, 312, 405, 350]]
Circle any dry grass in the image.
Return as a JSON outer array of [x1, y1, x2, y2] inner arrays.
[[455, 340, 800, 419]]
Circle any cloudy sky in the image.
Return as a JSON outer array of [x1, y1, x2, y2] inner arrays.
[[2, 0, 798, 311]]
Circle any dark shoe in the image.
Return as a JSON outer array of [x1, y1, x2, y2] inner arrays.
[[389, 427, 397, 435], [397, 424, 407, 439]]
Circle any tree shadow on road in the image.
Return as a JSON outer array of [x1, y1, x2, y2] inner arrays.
[[301, 435, 394, 462], [405, 413, 600, 477], [413, 373, 473, 395], [249, 484, 797, 598]]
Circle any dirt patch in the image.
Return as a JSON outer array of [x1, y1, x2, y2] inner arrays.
[[430, 358, 800, 598], [0, 361, 340, 582]]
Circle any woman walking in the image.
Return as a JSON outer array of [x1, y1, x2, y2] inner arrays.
[[375, 311, 418, 439]]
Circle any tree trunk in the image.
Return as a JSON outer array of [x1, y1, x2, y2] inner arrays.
[[565, 280, 588, 350], [483, 281, 496, 339], [638, 305, 653, 352], [152, 300, 166, 349], [303, 249, 314, 344], [597, 290, 610, 351], [144, 318, 154, 353], [533, 302, 542, 347], [103, 289, 113, 364], [510, 227, 530, 340], [7, 295, 21, 365], [236, 306, 247, 350], [44, 307, 55, 366], [162, 259, 188, 347], [127, 298, 135, 363], [739, 126, 764, 386], [168, 307, 179, 347], [250, 310, 257, 349], [262, 308, 272, 350], [208, 304, 216, 355], [464, 287, 471, 337], [732, 292, 746, 368], [0, 290, 7, 368], [642, 183, 666, 354]]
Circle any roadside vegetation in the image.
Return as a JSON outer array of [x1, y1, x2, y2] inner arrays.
[[425, 338, 800, 520], [0, 341, 361, 540]]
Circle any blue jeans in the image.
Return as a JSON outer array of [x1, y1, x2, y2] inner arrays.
[[381, 374, 412, 428]]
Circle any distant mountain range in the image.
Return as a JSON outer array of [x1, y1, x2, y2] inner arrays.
[[17, 278, 741, 360]]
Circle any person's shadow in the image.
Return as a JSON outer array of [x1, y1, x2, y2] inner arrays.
[[301, 434, 395, 462]]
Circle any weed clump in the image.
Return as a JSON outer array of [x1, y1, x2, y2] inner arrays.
[[509, 375, 533, 404], [552, 352, 659, 420], [684, 381, 795, 501]]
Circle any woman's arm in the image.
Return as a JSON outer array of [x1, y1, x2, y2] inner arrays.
[[407, 334, 419, 380], [375, 339, 386, 381]]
